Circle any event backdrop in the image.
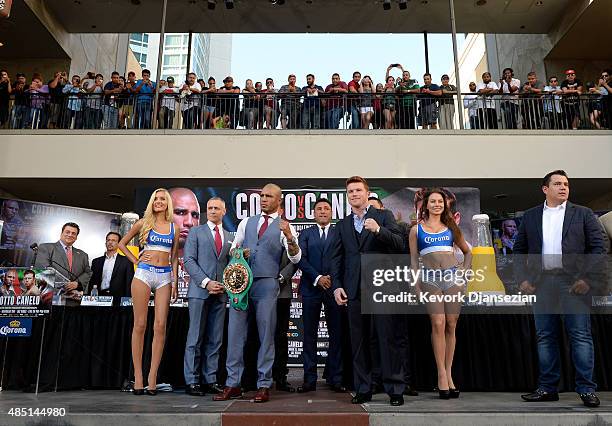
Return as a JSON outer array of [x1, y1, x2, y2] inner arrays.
[[135, 185, 480, 364], [0, 197, 122, 269]]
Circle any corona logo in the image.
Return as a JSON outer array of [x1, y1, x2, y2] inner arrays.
[[9, 320, 20, 327]]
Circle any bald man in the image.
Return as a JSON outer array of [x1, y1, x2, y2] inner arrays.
[[214, 183, 301, 403], [169, 187, 201, 257]]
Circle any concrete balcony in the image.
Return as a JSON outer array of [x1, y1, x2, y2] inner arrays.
[[1, 129, 611, 180]]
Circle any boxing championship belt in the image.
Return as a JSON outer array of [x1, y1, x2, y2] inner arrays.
[[222, 247, 253, 311]]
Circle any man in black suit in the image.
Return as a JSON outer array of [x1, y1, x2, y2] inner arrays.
[[515, 170, 605, 408], [90, 232, 134, 305], [330, 176, 406, 406], [296, 198, 344, 393], [367, 196, 417, 397]]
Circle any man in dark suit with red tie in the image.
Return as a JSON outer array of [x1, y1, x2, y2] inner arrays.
[[330, 176, 406, 406], [89, 232, 134, 305], [296, 198, 344, 393], [183, 197, 232, 396], [515, 170, 605, 408], [34, 222, 92, 305]]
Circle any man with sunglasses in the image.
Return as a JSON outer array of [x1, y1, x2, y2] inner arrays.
[[560, 70, 583, 130], [599, 70, 612, 129]]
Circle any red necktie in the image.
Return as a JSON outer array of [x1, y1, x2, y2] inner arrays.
[[214, 225, 222, 256], [66, 246, 73, 272], [258, 215, 271, 239]]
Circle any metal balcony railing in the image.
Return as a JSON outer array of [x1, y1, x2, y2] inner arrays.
[[4, 92, 611, 131]]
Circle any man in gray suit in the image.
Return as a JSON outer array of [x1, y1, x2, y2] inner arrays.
[[34, 222, 92, 305], [214, 183, 301, 403], [183, 197, 232, 396]]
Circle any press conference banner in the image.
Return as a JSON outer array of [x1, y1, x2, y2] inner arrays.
[[135, 184, 480, 364], [0, 197, 122, 270], [0, 267, 55, 317]]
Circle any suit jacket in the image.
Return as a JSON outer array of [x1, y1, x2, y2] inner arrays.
[[89, 253, 134, 299], [183, 223, 232, 300], [34, 241, 92, 293], [278, 251, 298, 299], [513, 201, 606, 290], [330, 207, 404, 300], [298, 224, 336, 299]]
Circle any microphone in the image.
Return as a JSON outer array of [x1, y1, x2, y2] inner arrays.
[[32, 243, 78, 282], [29, 243, 38, 267]]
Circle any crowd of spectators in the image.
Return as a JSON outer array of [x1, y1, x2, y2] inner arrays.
[[0, 65, 610, 130]]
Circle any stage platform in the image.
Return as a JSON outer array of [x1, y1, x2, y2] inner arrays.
[[0, 387, 610, 426]]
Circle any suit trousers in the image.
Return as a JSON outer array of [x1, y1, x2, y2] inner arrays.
[[226, 278, 278, 389], [347, 301, 405, 396], [272, 297, 291, 382], [302, 291, 343, 387], [184, 296, 226, 385]]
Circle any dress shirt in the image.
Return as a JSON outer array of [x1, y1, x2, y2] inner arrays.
[[201, 221, 225, 288], [101, 252, 117, 290], [542, 201, 566, 270], [352, 205, 371, 234], [313, 223, 332, 287], [231, 212, 301, 264]]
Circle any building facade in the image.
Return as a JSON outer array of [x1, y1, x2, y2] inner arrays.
[[128, 32, 231, 83]]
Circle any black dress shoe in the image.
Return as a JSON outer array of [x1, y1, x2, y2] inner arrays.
[[146, 388, 158, 396], [297, 383, 316, 393], [204, 383, 223, 394], [579, 392, 600, 407], [132, 388, 145, 396], [521, 389, 559, 402], [185, 384, 206, 396], [351, 392, 372, 404], [404, 385, 419, 396], [275, 379, 295, 392], [390, 394, 404, 406], [449, 388, 460, 399], [329, 383, 347, 393], [439, 389, 451, 400]]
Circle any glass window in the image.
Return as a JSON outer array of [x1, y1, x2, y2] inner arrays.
[[165, 35, 183, 46], [163, 54, 184, 66]]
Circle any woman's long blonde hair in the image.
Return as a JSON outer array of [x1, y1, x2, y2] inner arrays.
[[139, 188, 174, 247]]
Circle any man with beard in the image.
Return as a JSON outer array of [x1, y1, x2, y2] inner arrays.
[[214, 183, 301, 403], [169, 187, 201, 298], [169, 188, 201, 258]]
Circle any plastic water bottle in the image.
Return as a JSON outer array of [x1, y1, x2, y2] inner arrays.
[[467, 214, 506, 295], [91, 285, 99, 297]]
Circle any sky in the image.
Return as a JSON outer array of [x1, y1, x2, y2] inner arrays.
[[230, 33, 465, 89]]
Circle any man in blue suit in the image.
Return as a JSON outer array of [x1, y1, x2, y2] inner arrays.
[[214, 183, 301, 403], [296, 198, 344, 393], [183, 197, 232, 396], [515, 170, 605, 408], [330, 176, 406, 406]]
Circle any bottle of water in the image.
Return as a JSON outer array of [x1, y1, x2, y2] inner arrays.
[[91, 285, 98, 297]]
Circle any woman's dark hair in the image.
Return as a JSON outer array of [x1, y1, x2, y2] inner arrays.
[[418, 188, 463, 243]]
